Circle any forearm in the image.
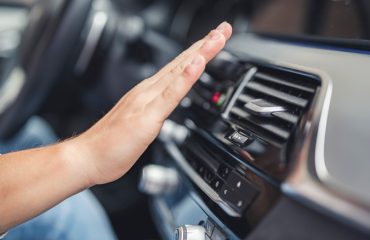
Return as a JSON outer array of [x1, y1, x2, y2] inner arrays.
[[0, 140, 89, 232]]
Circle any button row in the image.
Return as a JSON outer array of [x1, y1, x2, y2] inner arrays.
[[188, 159, 225, 192], [187, 156, 258, 214], [217, 164, 231, 179], [219, 171, 258, 213]]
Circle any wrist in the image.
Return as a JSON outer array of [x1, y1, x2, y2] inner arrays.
[[57, 137, 96, 189]]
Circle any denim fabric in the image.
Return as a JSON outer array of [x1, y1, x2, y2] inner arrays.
[[1, 117, 117, 240], [5, 190, 117, 240]]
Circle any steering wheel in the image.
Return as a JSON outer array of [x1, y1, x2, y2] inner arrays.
[[0, 0, 112, 139]]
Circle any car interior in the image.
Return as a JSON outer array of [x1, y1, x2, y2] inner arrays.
[[1, 0, 370, 239]]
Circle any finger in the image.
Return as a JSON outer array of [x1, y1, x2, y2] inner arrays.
[[147, 54, 206, 121], [147, 28, 227, 95], [154, 22, 232, 79], [216, 21, 233, 40], [143, 22, 232, 86]]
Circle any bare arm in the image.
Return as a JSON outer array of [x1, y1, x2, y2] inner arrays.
[[0, 22, 232, 232]]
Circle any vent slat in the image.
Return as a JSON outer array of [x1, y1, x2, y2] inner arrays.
[[255, 72, 316, 93], [230, 107, 290, 140], [247, 82, 308, 108], [271, 111, 299, 125], [230, 106, 248, 118], [238, 94, 254, 103]]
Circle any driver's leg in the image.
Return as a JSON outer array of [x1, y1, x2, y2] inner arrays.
[[6, 190, 116, 240], [0, 117, 117, 240], [0, 117, 57, 153]]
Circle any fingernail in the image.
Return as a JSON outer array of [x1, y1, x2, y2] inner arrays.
[[216, 21, 228, 31], [210, 31, 221, 40], [191, 55, 203, 66]]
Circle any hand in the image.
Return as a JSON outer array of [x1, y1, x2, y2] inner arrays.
[[70, 22, 233, 185], [0, 22, 232, 231]]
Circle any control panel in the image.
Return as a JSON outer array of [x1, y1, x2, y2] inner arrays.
[[183, 135, 259, 215], [143, 50, 321, 239]]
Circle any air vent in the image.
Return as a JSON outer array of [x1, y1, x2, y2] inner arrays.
[[227, 65, 320, 143]]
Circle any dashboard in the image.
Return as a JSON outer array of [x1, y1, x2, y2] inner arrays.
[[138, 2, 370, 237], [139, 34, 370, 239]]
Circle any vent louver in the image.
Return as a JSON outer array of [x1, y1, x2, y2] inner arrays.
[[227, 66, 320, 143]]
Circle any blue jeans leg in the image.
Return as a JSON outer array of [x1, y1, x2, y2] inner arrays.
[[6, 190, 117, 240], [1, 117, 117, 240]]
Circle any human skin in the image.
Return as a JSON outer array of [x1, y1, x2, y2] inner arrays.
[[0, 22, 232, 232]]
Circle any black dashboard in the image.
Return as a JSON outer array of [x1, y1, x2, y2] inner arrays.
[[141, 35, 370, 239], [138, 1, 370, 239]]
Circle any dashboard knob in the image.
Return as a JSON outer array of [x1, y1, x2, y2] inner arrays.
[[139, 165, 179, 195], [159, 120, 188, 144], [175, 225, 206, 240]]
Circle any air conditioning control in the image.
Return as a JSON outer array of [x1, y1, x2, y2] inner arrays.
[[175, 225, 206, 240], [139, 165, 179, 195]]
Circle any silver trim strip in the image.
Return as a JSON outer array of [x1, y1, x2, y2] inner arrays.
[[222, 67, 257, 118], [164, 142, 241, 218]]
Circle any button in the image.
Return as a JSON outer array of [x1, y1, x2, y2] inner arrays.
[[217, 164, 231, 179], [226, 131, 251, 146], [205, 220, 215, 236], [219, 185, 232, 198], [226, 171, 258, 199], [203, 169, 214, 184], [212, 227, 227, 240], [225, 191, 248, 211], [219, 185, 255, 212], [227, 171, 247, 190], [230, 131, 249, 144], [210, 177, 224, 191]]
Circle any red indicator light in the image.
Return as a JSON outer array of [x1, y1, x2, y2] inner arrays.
[[211, 92, 226, 106], [212, 92, 221, 104]]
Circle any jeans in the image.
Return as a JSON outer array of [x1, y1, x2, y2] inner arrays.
[[1, 117, 117, 240]]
